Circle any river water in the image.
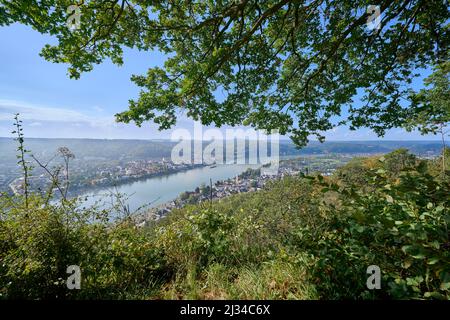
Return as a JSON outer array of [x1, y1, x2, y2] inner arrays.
[[78, 162, 262, 213]]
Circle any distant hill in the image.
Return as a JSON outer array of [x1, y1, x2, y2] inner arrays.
[[0, 137, 446, 193], [0, 138, 445, 165], [0, 138, 177, 164], [279, 140, 446, 156]]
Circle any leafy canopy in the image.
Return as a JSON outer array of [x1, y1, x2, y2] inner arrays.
[[0, 0, 448, 145], [407, 61, 450, 135]]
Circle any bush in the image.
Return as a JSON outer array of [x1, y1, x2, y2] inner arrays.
[[1, 147, 448, 300], [297, 156, 450, 299], [0, 194, 166, 299]]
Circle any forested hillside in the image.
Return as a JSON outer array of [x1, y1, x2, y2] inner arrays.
[[1, 148, 448, 299]]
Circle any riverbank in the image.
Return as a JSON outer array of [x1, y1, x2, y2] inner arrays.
[[132, 155, 358, 226], [47, 163, 208, 200], [132, 170, 300, 226]]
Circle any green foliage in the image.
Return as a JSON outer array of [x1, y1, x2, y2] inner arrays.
[[155, 207, 237, 270], [1, 1, 448, 145], [153, 177, 321, 299], [407, 62, 450, 135], [427, 147, 450, 178], [382, 148, 418, 176], [11, 114, 32, 207], [0, 194, 166, 299], [298, 153, 450, 299], [161, 255, 317, 300], [1, 145, 448, 299], [334, 157, 372, 186]]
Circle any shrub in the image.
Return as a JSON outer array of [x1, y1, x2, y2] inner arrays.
[[0, 194, 166, 299], [298, 156, 450, 299]]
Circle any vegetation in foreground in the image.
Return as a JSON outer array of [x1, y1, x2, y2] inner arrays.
[[1, 0, 448, 301], [1, 145, 449, 299]]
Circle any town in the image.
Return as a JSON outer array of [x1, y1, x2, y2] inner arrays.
[[135, 155, 353, 226], [7, 158, 204, 197]]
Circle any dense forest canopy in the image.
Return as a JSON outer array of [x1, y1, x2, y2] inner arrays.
[[0, 0, 448, 145]]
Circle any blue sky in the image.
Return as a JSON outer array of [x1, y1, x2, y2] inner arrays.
[[0, 23, 441, 141]]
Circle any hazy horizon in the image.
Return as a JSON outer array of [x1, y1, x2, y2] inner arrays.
[[0, 136, 446, 143]]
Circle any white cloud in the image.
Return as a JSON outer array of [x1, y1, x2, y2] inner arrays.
[[0, 99, 442, 141], [0, 99, 174, 139], [0, 99, 114, 128]]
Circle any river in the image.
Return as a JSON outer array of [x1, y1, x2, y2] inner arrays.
[[78, 162, 262, 213]]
